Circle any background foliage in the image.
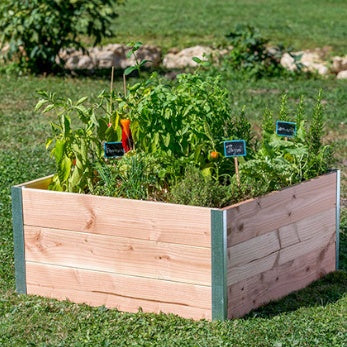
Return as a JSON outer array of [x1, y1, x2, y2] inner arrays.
[[0, 0, 123, 73]]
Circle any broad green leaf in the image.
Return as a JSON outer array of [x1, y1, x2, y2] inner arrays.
[[42, 104, 55, 113], [124, 66, 137, 76], [76, 96, 88, 106], [192, 56, 202, 64], [59, 155, 72, 182], [163, 133, 170, 147], [54, 139, 65, 164], [35, 99, 48, 111]]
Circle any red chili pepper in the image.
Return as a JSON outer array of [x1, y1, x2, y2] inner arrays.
[[120, 119, 133, 152]]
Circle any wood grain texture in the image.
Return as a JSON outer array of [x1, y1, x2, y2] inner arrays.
[[26, 262, 211, 320], [227, 209, 336, 286], [228, 230, 280, 268], [225, 172, 337, 247], [228, 239, 335, 318], [22, 188, 211, 247], [24, 226, 211, 286]]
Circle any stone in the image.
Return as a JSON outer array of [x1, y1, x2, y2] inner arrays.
[[281, 50, 329, 75], [65, 55, 80, 70], [95, 51, 117, 69], [163, 45, 212, 69], [332, 56, 347, 73], [280, 53, 298, 71], [77, 55, 94, 70], [337, 70, 347, 79]]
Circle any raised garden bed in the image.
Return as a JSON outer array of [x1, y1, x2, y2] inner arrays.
[[12, 170, 340, 320]]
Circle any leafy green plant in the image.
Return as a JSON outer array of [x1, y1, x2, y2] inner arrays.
[[124, 41, 151, 77], [35, 90, 119, 192], [93, 153, 162, 200], [237, 92, 333, 199], [0, 0, 123, 73], [223, 24, 287, 78], [169, 166, 231, 207], [120, 72, 247, 181]]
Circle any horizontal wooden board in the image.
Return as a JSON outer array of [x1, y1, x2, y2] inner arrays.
[[26, 262, 211, 320], [228, 239, 335, 318], [22, 188, 211, 248], [227, 230, 280, 268], [20, 175, 52, 190], [227, 209, 336, 286], [279, 224, 335, 266], [225, 172, 336, 247], [24, 226, 211, 286]]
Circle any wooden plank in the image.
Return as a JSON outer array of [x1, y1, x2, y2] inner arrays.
[[11, 186, 26, 294], [227, 209, 335, 286], [26, 262, 211, 320], [279, 223, 335, 266], [278, 208, 335, 248], [228, 230, 280, 268], [227, 252, 278, 286], [24, 226, 211, 286], [228, 239, 335, 318], [27, 285, 211, 320], [278, 224, 300, 248], [21, 175, 52, 190], [226, 172, 337, 247], [22, 188, 211, 247]]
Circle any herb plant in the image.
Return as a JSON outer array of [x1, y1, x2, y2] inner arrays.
[[37, 64, 334, 207]]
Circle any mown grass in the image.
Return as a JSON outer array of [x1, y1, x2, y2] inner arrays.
[[0, 71, 346, 346], [110, 0, 347, 53]]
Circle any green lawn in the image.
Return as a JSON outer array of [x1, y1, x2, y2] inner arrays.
[[110, 0, 347, 53], [0, 72, 346, 346]]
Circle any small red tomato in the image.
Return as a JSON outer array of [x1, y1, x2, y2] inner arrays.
[[210, 151, 219, 159], [107, 122, 112, 128]]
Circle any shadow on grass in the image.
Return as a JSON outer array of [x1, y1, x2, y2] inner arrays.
[[244, 231, 347, 319]]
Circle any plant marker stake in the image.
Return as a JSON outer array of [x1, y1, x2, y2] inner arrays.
[[234, 157, 240, 186], [110, 66, 114, 93], [123, 73, 127, 96], [224, 140, 246, 187], [110, 66, 115, 115]]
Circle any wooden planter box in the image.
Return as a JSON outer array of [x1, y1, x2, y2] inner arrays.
[[12, 171, 340, 320]]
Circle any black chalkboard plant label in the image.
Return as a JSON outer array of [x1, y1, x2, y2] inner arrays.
[[223, 140, 247, 157], [276, 121, 296, 137], [104, 142, 125, 158]]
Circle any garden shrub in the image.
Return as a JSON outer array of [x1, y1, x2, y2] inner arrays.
[[222, 24, 289, 79], [0, 0, 123, 73]]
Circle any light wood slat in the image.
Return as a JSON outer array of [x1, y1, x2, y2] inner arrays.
[[278, 224, 300, 248], [227, 210, 335, 286], [24, 226, 211, 286], [27, 285, 211, 320], [279, 208, 335, 248], [227, 230, 280, 268], [20, 175, 53, 189], [227, 252, 278, 286], [22, 188, 211, 247], [26, 262, 211, 319], [226, 172, 336, 247], [296, 208, 335, 241], [228, 240, 335, 318], [279, 224, 335, 265]]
